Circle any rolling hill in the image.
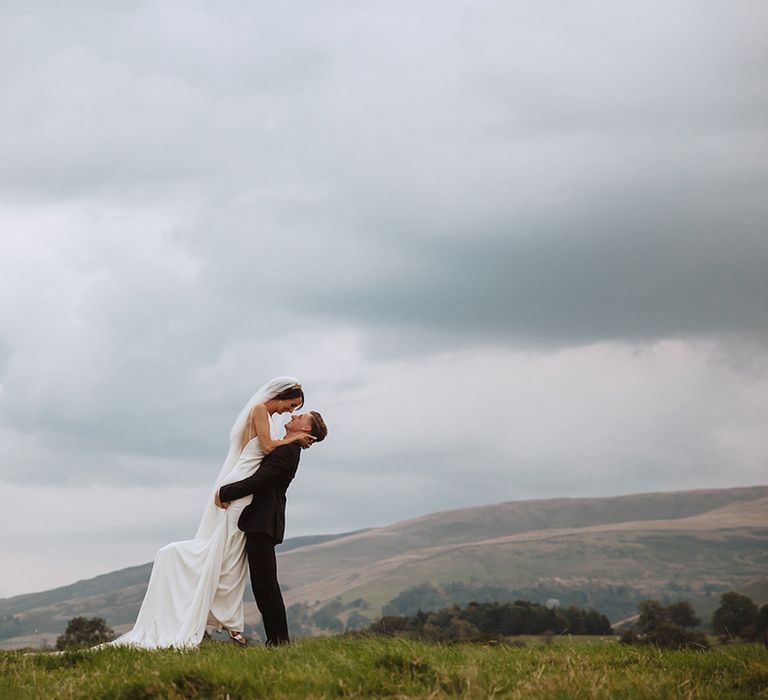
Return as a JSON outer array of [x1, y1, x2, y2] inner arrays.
[[2, 486, 767, 648]]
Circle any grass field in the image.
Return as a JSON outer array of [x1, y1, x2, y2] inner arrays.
[[2, 636, 767, 699]]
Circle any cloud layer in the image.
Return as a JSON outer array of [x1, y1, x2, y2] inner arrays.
[[1, 0, 767, 595]]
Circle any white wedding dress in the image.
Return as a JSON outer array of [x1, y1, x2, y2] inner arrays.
[[109, 377, 298, 649]]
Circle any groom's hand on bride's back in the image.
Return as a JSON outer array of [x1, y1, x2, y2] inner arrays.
[[214, 490, 230, 509]]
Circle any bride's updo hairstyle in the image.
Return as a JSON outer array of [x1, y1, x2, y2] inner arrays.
[[273, 384, 304, 410]]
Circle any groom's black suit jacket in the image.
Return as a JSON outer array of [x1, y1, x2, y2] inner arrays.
[[218, 443, 301, 544]]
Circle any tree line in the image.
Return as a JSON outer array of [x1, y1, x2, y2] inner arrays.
[[368, 599, 613, 641], [620, 592, 768, 650], [49, 589, 768, 649], [381, 581, 646, 622]]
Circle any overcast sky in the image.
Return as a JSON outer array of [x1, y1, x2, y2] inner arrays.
[[1, 1, 767, 597]]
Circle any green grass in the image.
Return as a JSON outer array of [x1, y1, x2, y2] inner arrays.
[[1, 636, 766, 699]]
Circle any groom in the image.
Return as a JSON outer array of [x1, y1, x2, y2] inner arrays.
[[215, 411, 328, 646]]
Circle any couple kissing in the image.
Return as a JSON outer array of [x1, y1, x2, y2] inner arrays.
[[108, 377, 327, 649]]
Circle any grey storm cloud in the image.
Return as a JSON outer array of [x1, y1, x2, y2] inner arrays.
[[1, 1, 767, 483], [2, 1, 768, 595], [2, 1, 766, 202], [313, 199, 768, 349]]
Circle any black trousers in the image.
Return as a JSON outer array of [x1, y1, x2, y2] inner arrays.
[[245, 532, 289, 645]]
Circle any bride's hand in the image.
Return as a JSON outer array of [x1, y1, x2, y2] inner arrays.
[[293, 432, 316, 449]]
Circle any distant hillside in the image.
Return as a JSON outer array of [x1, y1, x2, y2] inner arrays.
[[2, 486, 767, 648], [0, 529, 366, 648], [278, 529, 372, 553], [268, 487, 768, 634]]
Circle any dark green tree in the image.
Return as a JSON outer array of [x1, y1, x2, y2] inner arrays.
[[621, 600, 708, 650], [369, 599, 612, 640], [55, 616, 115, 650], [755, 604, 768, 647], [637, 600, 666, 632], [583, 609, 613, 635], [369, 615, 412, 635], [666, 601, 700, 629], [564, 606, 586, 635], [712, 592, 758, 639]]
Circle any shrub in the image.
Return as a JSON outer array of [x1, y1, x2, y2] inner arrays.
[[713, 592, 758, 641], [620, 600, 709, 651], [55, 617, 115, 650]]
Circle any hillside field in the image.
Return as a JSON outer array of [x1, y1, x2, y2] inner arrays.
[[2, 636, 767, 699], [2, 486, 767, 647]]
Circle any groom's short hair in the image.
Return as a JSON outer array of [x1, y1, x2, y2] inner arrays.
[[308, 411, 328, 443]]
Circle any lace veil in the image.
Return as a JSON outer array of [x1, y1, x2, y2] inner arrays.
[[195, 376, 301, 540]]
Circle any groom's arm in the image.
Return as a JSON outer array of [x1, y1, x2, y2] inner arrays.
[[218, 444, 299, 504]]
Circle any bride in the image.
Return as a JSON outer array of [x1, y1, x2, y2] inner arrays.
[[109, 377, 315, 648]]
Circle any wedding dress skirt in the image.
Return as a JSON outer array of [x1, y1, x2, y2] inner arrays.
[[109, 438, 266, 649]]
